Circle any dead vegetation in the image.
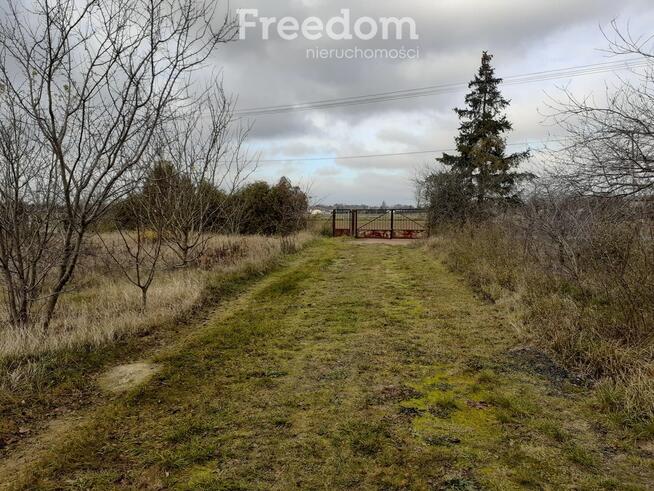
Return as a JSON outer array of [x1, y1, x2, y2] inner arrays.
[[0, 233, 312, 390], [4, 240, 651, 489], [427, 200, 654, 427], [421, 26, 654, 430]]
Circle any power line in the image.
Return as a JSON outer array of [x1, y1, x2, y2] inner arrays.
[[259, 149, 453, 163], [234, 58, 648, 117], [255, 139, 565, 163], [237, 59, 646, 116]]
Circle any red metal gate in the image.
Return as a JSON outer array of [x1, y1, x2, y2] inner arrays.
[[331, 209, 427, 239], [332, 209, 355, 237]]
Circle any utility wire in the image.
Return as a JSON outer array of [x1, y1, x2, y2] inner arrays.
[[255, 139, 565, 163], [234, 58, 648, 117]]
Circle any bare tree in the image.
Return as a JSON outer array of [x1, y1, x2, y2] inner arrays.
[[101, 206, 164, 312], [0, 0, 237, 328], [158, 87, 255, 267], [0, 91, 60, 328], [547, 22, 654, 197], [98, 147, 169, 312]]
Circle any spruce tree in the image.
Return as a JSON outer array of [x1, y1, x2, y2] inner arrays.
[[439, 51, 531, 207]]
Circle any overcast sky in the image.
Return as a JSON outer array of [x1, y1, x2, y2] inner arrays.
[[212, 1, 653, 205]]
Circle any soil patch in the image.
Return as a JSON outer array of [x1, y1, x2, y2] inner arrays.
[[97, 362, 161, 394]]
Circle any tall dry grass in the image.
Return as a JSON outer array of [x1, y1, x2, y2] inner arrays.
[[306, 214, 333, 236], [427, 207, 654, 427], [0, 233, 312, 389]]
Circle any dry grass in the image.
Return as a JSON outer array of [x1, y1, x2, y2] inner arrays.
[[306, 215, 332, 236], [6, 240, 652, 489], [427, 216, 654, 427], [0, 233, 313, 381]]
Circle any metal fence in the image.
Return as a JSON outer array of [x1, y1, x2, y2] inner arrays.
[[331, 209, 427, 239]]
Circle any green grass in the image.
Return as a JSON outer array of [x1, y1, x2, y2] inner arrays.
[[0, 242, 305, 453], [4, 239, 653, 489]]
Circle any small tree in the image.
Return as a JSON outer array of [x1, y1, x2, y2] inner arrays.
[[0, 0, 236, 328], [234, 181, 273, 235], [438, 52, 531, 210], [100, 191, 166, 312], [270, 177, 308, 253], [141, 159, 197, 266], [269, 177, 309, 237], [157, 89, 255, 267], [0, 96, 59, 328]]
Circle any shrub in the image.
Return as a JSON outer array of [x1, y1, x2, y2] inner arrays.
[[228, 177, 308, 236], [428, 199, 654, 426]]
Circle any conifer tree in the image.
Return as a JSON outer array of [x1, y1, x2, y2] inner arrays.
[[439, 52, 531, 207]]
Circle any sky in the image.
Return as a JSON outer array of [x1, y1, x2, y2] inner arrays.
[[5, 0, 651, 206], [205, 0, 654, 206]]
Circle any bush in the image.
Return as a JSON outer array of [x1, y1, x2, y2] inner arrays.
[[108, 175, 309, 237], [228, 177, 308, 236], [422, 171, 474, 229], [428, 198, 654, 426]]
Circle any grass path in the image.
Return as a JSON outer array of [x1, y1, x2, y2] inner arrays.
[[4, 239, 653, 489]]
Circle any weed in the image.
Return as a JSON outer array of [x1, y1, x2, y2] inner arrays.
[[427, 215, 654, 426]]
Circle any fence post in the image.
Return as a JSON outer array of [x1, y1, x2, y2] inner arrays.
[[332, 210, 336, 237], [390, 209, 394, 239]]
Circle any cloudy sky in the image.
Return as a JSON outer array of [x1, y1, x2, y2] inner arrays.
[[210, 0, 654, 205]]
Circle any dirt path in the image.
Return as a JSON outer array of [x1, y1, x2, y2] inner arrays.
[[3, 239, 653, 489]]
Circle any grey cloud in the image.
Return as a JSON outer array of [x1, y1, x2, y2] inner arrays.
[[2, 1, 650, 204], [309, 169, 418, 206]]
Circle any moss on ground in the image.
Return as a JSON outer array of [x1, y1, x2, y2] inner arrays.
[[3, 239, 653, 489]]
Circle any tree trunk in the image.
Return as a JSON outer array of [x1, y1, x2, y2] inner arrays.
[[140, 287, 148, 313]]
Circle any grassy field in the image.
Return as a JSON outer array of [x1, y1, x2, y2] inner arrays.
[[427, 219, 654, 429], [2, 239, 653, 489], [0, 233, 313, 459], [0, 234, 313, 364]]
